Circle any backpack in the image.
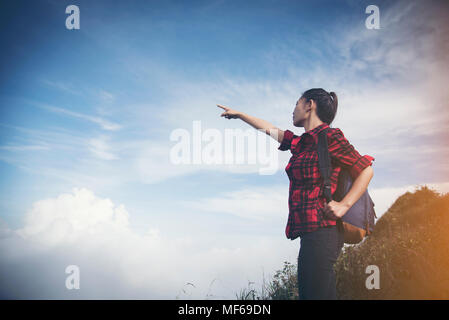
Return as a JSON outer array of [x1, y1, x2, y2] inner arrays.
[[317, 128, 377, 244]]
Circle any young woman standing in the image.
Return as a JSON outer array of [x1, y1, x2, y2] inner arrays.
[[217, 88, 374, 299]]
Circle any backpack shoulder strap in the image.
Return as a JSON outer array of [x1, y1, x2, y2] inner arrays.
[[317, 128, 332, 203]]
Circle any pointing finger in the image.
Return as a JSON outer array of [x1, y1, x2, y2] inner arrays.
[[217, 104, 228, 110]]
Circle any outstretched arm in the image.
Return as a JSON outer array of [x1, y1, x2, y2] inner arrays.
[[217, 104, 285, 143]]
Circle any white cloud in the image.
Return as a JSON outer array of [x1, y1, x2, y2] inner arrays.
[[98, 90, 115, 103], [37, 103, 122, 131], [181, 185, 287, 222], [0, 188, 299, 299], [16, 188, 130, 245], [0, 218, 11, 239], [0, 145, 50, 151], [41, 79, 81, 96], [88, 136, 119, 160]]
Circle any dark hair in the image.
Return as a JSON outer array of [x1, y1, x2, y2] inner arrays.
[[301, 88, 338, 125]]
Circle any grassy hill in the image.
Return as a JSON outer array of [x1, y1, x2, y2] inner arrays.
[[336, 185, 449, 299], [236, 185, 449, 299]]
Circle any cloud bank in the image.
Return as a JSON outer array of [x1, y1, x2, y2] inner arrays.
[[0, 188, 299, 299]]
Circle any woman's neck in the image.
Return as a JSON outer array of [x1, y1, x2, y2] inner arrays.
[[303, 118, 325, 132]]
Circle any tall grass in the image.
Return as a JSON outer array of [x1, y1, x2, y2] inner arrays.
[[235, 261, 299, 300]]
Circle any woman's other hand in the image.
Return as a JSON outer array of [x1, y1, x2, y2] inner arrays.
[[323, 200, 350, 220]]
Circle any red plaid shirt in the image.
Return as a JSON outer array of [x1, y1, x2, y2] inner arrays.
[[278, 123, 375, 240]]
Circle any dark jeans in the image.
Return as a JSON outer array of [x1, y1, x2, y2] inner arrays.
[[297, 225, 344, 300]]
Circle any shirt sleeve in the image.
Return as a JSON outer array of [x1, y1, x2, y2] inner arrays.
[[278, 129, 298, 151], [328, 128, 375, 179]]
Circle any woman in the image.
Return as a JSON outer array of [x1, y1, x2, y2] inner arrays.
[[217, 88, 374, 300]]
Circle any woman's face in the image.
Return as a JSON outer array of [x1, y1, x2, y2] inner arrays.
[[292, 97, 309, 127]]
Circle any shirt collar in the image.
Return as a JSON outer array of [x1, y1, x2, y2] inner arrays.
[[301, 123, 329, 144]]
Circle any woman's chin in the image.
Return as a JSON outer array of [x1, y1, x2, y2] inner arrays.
[[293, 120, 303, 128]]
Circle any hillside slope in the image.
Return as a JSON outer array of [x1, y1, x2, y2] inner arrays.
[[335, 186, 449, 299]]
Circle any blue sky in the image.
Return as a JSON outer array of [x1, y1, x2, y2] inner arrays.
[[1, 0, 449, 299]]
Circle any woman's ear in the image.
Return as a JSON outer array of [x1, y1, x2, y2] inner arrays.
[[305, 99, 313, 113]]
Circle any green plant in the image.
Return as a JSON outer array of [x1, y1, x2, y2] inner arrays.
[[235, 261, 299, 300]]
